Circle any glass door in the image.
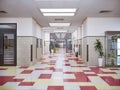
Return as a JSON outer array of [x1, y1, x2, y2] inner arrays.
[[0, 24, 16, 66], [105, 31, 120, 66], [117, 38, 120, 65], [3, 34, 15, 65]]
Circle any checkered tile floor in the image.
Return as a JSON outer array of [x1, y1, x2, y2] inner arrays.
[[0, 49, 120, 90]]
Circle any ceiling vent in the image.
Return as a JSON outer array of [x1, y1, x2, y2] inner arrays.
[[0, 11, 7, 14], [55, 18, 64, 21], [99, 10, 112, 13]]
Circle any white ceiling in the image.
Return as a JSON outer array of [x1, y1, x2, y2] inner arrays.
[[0, 0, 120, 32]]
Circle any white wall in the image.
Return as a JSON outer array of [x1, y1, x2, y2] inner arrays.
[[44, 33, 50, 41], [82, 19, 88, 37], [32, 19, 42, 38], [72, 30, 77, 40], [0, 18, 43, 37], [0, 17, 33, 36], [87, 17, 120, 36], [77, 27, 81, 40]]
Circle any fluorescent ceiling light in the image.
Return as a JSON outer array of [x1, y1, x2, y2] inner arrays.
[[40, 8, 77, 13], [54, 30, 67, 33], [43, 13, 74, 16], [49, 23, 70, 27]]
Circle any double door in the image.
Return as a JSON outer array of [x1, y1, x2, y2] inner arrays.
[[0, 24, 16, 66]]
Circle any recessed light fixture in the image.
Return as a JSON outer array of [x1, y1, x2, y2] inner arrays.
[[40, 8, 77, 16], [43, 13, 74, 16], [40, 8, 77, 13], [49, 23, 70, 27]]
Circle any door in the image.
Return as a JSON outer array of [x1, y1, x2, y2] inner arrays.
[[105, 31, 120, 66], [117, 38, 120, 65], [0, 24, 16, 66]]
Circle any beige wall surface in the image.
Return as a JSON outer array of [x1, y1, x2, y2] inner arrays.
[[87, 36, 105, 66], [17, 36, 43, 66], [82, 37, 87, 64], [44, 41, 50, 54], [77, 36, 105, 66], [17, 37, 32, 66], [32, 37, 37, 65]]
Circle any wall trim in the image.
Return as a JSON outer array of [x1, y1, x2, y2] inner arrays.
[[82, 36, 105, 38], [17, 36, 42, 39], [81, 17, 87, 25]]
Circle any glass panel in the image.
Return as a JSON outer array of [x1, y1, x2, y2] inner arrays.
[[0, 25, 16, 29], [4, 34, 14, 64], [0, 35, 3, 65], [117, 38, 120, 55], [117, 56, 120, 65], [117, 38, 120, 65]]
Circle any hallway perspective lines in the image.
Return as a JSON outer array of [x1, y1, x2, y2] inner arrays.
[[0, 49, 120, 90]]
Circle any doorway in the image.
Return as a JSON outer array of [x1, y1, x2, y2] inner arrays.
[[0, 24, 17, 66], [50, 33, 72, 53]]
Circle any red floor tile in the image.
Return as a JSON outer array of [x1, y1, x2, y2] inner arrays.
[[0, 76, 14, 85], [75, 72, 90, 82], [21, 70, 33, 74], [12, 79, 24, 82], [46, 67, 55, 70], [102, 72, 116, 74], [47, 86, 64, 90], [64, 72, 74, 74], [19, 82, 34, 86], [64, 73, 90, 82], [35, 68, 45, 70], [65, 64, 70, 66], [90, 67, 103, 74], [64, 79, 78, 82], [83, 70, 92, 72], [39, 74, 51, 79], [71, 66, 87, 67], [80, 86, 97, 90], [110, 68, 120, 70], [85, 74, 97, 76], [0, 68, 7, 70], [64, 60, 69, 62], [0, 80, 6, 85], [68, 57, 78, 60], [101, 76, 120, 86]]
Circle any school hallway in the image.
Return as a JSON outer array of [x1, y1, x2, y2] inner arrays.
[[0, 48, 120, 90]]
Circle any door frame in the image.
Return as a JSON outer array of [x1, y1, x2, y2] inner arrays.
[[0, 23, 17, 66]]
